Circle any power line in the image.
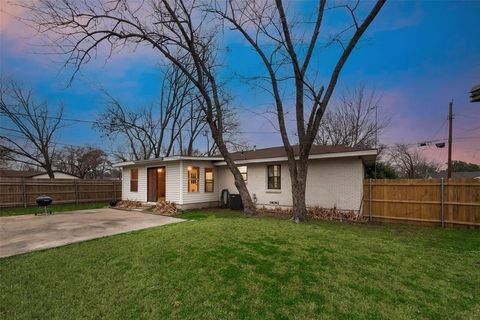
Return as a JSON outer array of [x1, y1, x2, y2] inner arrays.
[[0, 131, 120, 156], [0, 112, 280, 135], [1, 111, 478, 157]]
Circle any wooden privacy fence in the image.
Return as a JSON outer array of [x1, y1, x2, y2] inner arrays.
[[0, 178, 121, 208], [363, 178, 480, 228]]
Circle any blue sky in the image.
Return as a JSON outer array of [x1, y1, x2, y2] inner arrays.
[[1, 0, 479, 163]]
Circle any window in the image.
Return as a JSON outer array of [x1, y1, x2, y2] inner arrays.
[[238, 166, 248, 181], [205, 168, 214, 192], [130, 168, 138, 192], [267, 165, 281, 189], [188, 166, 199, 192]]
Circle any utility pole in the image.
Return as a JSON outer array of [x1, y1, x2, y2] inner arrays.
[[447, 100, 453, 178], [374, 105, 378, 179]]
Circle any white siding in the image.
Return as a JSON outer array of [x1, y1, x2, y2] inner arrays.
[[121, 166, 147, 202], [165, 162, 181, 203], [120, 160, 218, 206], [180, 161, 219, 205], [216, 158, 364, 211]]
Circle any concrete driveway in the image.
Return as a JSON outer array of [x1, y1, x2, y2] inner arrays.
[[0, 208, 185, 258]]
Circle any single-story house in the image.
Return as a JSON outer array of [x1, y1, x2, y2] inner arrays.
[[430, 171, 480, 179], [113, 145, 377, 212], [0, 169, 79, 179]]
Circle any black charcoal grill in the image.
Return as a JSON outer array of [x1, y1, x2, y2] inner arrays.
[[35, 195, 53, 216]]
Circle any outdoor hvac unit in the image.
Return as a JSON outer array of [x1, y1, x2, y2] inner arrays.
[[229, 194, 243, 210]]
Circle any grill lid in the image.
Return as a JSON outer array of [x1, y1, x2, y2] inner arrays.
[[36, 195, 53, 206]]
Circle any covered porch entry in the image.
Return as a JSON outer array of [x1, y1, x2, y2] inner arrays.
[[147, 167, 166, 202]]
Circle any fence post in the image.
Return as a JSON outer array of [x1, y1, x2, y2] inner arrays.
[[22, 177, 27, 208], [440, 178, 445, 228], [74, 179, 79, 205], [368, 179, 372, 222]]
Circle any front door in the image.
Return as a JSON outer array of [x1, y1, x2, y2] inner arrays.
[[147, 167, 166, 202], [157, 167, 165, 201]]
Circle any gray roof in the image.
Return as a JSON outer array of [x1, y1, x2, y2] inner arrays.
[[430, 171, 480, 179], [228, 145, 376, 161]]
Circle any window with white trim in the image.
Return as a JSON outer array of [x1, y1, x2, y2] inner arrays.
[[267, 165, 281, 189], [238, 166, 247, 181]]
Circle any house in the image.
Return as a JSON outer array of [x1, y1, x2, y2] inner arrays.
[[0, 169, 79, 179], [113, 145, 377, 212], [28, 171, 80, 179], [430, 171, 480, 179]]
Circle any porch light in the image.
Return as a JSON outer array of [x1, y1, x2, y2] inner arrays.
[[187, 166, 192, 171], [157, 168, 164, 172]]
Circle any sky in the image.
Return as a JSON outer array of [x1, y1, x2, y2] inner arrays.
[[1, 0, 479, 165]]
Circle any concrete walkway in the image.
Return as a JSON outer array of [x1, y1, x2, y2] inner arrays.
[[0, 208, 185, 258]]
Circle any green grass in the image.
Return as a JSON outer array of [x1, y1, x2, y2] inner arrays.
[[0, 202, 109, 217], [1, 211, 479, 319]]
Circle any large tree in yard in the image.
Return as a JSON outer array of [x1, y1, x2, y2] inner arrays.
[[212, 0, 386, 221], [27, 0, 257, 213]]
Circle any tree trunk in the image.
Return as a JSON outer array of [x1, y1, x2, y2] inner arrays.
[[213, 131, 256, 215], [44, 165, 55, 179], [290, 159, 308, 222]]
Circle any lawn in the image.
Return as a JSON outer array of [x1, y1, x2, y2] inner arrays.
[[1, 211, 479, 319], [0, 202, 109, 217]]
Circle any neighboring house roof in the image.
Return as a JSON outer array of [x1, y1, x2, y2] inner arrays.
[[470, 84, 480, 103], [113, 145, 377, 167], [0, 169, 79, 179], [430, 171, 480, 179], [29, 171, 80, 179], [0, 169, 40, 178]]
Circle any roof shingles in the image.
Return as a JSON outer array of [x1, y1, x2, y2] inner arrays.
[[228, 145, 375, 161]]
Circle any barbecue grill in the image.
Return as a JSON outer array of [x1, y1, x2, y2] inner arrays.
[[35, 195, 53, 216]]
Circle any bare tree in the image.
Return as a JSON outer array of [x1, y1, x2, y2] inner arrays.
[[0, 80, 63, 178], [177, 96, 209, 156], [315, 87, 389, 148], [0, 146, 11, 169], [212, 0, 386, 221], [203, 100, 249, 156], [54, 146, 110, 179], [388, 144, 439, 179], [26, 0, 257, 213], [96, 63, 193, 160]]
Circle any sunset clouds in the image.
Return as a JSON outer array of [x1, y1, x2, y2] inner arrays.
[[0, 0, 479, 164]]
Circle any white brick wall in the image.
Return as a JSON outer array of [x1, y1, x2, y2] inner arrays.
[[216, 158, 364, 211]]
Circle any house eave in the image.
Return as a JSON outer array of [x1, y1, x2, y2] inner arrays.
[[112, 156, 225, 168], [212, 149, 378, 166]]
